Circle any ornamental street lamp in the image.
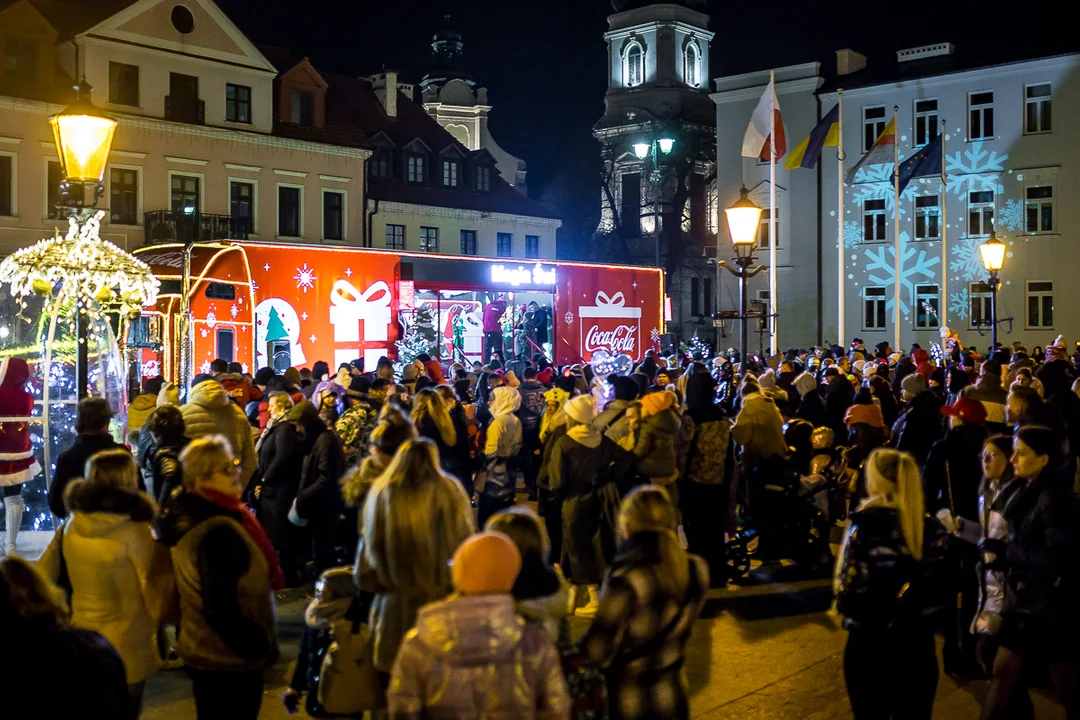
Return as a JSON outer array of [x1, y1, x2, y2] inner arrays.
[[719, 187, 767, 365], [980, 232, 1007, 353], [50, 79, 118, 398], [633, 136, 675, 267]]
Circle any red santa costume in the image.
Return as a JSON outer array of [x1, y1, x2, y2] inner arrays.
[[0, 358, 39, 556]]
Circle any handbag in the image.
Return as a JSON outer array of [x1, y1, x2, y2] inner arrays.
[[314, 597, 382, 715]]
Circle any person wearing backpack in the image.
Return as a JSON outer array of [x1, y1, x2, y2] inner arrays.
[[518, 366, 547, 501], [676, 372, 733, 585]]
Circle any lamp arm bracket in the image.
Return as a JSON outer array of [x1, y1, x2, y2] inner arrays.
[[746, 265, 768, 278]]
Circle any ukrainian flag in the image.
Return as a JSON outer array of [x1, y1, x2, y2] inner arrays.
[[784, 104, 840, 171]]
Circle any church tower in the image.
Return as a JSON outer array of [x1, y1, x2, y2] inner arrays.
[[420, 15, 528, 193], [594, 1, 718, 344]]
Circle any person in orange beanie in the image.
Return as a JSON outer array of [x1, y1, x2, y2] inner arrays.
[[388, 531, 569, 717]]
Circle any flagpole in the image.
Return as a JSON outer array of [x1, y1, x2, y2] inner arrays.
[[769, 69, 778, 356], [892, 105, 901, 352], [940, 118, 948, 330], [837, 90, 845, 349]]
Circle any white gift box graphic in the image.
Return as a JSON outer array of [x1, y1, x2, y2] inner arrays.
[[329, 279, 392, 343], [579, 291, 641, 358]]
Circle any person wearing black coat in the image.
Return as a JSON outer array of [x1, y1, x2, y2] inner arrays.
[[983, 426, 1080, 719], [892, 374, 943, 468], [48, 398, 123, 518], [290, 402, 348, 574], [435, 385, 474, 489], [142, 405, 189, 504], [824, 374, 855, 443], [924, 398, 990, 678], [255, 400, 306, 585]]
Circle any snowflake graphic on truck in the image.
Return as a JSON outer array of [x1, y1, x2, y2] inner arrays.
[[863, 233, 940, 316]]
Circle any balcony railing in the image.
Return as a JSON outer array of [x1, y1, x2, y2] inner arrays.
[[164, 96, 205, 124], [144, 210, 250, 244]]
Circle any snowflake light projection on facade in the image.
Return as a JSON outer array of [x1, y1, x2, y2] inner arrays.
[[850, 163, 915, 219], [949, 236, 986, 282], [1000, 199, 1024, 232], [944, 142, 1007, 198], [949, 288, 970, 321], [294, 263, 316, 293], [863, 234, 941, 316], [841, 220, 864, 249]]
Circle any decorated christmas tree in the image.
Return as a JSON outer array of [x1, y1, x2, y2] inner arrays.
[[395, 305, 437, 369], [265, 306, 288, 342]]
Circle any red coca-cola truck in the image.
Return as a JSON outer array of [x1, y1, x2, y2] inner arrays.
[[130, 242, 663, 382]]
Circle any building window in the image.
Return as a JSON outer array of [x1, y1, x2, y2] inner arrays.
[[683, 43, 699, 87], [690, 277, 700, 316], [419, 226, 438, 253], [386, 224, 405, 250], [969, 282, 993, 329], [109, 168, 138, 225], [47, 160, 62, 219], [914, 99, 938, 147], [1025, 83, 1052, 134], [230, 181, 254, 235], [525, 234, 540, 259], [1025, 185, 1053, 233], [108, 62, 139, 106], [863, 106, 887, 153], [913, 195, 940, 240], [369, 150, 390, 179], [864, 287, 887, 330], [1026, 280, 1054, 328], [625, 42, 643, 87], [323, 190, 344, 241], [620, 172, 640, 234], [969, 91, 994, 141], [968, 191, 994, 237], [278, 185, 301, 237], [291, 90, 314, 125], [703, 277, 712, 316], [407, 155, 425, 184], [3, 38, 37, 84], [863, 198, 887, 242], [442, 160, 459, 188], [914, 284, 940, 328], [497, 232, 512, 257], [170, 173, 199, 216], [756, 208, 778, 248], [225, 83, 251, 123], [0, 155, 12, 217], [460, 229, 477, 255], [476, 165, 491, 192]]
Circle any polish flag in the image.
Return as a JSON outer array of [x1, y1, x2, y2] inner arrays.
[[741, 79, 786, 161]]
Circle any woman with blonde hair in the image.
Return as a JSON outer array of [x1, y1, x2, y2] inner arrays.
[[576, 485, 709, 720], [39, 449, 161, 719], [411, 387, 459, 477], [356, 438, 474, 694], [834, 448, 950, 720], [155, 435, 282, 720]]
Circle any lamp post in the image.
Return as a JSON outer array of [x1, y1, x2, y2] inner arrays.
[[718, 187, 767, 365], [979, 232, 1007, 354], [633, 136, 675, 267], [50, 79, 117, 399]]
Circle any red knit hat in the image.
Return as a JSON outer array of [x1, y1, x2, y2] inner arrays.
[[940, 397, 988, 424]]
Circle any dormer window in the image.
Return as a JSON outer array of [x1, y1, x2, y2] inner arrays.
[[368, 150, 390, 179], [407, 154, 426, 184], [3, 38, 37, 84], [624, 42, 643, 87], [443, 159, 459, 188], [291, 90, 314, 125], [476, 165, 491, 192], [684, 42, 699, 87]]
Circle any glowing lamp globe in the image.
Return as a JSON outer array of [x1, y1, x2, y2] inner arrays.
[[725, 186, 763, 251], [633, 142, 650, 160], [980, 234, 1007, 273], [658, 137, 675, 154], [49, 81, 117, 185]]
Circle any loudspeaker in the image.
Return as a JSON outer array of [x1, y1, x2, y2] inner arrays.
[[660, 333, 677, 355]]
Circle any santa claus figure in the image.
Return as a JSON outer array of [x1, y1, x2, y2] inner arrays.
[[0, 358, 39, 556]]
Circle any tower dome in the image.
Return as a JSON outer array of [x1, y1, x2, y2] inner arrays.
[[609, 0, 706, 11]]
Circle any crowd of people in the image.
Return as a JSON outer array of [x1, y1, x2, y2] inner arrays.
[[3, 328, 1080, 719]]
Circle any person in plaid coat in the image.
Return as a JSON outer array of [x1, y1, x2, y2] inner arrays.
[[574, 485, 709, 720]]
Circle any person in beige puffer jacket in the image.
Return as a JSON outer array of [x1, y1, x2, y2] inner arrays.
[[181, 379, 257, 490]]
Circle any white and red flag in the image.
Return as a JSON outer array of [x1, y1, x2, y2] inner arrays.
[[741, 79, 786, 161]]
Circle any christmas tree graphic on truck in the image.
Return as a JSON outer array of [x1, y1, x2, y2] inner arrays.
[[265, 306, 292, 372]]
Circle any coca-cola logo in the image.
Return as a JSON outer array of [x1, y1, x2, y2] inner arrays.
[[585, 324, 637, 354]]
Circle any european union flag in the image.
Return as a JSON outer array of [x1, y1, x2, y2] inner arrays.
[[897, 133, 943, 195]]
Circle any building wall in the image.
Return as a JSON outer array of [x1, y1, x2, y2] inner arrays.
[[0, 96, 367, 253], [373, 201, 558, 260]]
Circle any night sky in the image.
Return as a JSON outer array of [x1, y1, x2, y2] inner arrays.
[[218, 0, 1077, 234]]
